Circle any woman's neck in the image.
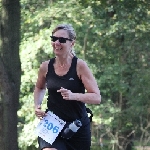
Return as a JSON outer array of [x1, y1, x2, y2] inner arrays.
[[55, 55, 73, 68]]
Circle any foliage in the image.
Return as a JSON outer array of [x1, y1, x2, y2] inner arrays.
[[18, 0, 150, 149]]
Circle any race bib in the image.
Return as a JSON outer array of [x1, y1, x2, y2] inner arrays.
[[36, 111, 66, 144]]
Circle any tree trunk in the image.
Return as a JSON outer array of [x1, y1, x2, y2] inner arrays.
[[0, 0, 21, 150]]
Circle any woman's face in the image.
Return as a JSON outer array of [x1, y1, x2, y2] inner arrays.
[[51, 29, 74, 56]]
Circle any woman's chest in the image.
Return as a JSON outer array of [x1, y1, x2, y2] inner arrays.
[[46, 73, 83, 93], [54, 65, 70, 76]]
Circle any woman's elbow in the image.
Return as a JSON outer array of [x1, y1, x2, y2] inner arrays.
[[93, 94, 101, 104]]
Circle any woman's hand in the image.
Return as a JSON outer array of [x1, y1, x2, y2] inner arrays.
[[35, 105, 46, 119], [57, 87, 76, 100]]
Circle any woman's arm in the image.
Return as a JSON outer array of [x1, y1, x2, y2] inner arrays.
[[57, 59, 101, 104], [34, 61, 49, 118], [34, 87, 46, 109], [75, 59, 101, 104]]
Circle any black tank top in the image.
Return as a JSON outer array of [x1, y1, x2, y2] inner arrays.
[[46, 56, 87, 122]]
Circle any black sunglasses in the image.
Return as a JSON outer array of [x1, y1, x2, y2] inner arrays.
[[50, 36, 72, 43]]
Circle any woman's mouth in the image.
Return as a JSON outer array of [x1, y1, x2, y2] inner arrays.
[[55, 48, 62, 51]]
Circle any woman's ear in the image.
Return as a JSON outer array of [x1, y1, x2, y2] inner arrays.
[[71, 40, 75, 47]]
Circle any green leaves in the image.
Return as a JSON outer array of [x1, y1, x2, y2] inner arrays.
[[18, 0, 150, 149]]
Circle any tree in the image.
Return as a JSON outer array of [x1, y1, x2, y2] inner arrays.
[[78, 0, 150, 149], [0, 0, 21, 149]]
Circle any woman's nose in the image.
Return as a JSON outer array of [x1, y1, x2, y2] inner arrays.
[[54, 40, 61, 45]]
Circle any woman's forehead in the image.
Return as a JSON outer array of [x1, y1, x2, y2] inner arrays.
[[53, 29, 69, 37]]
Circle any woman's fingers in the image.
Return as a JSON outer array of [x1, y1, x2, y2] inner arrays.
[[35, 108, 46, 119], [57, 87, 74, 100]]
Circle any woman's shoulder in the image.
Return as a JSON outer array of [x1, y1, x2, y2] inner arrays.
[[76, 58, 90, 78], [39, 60, 50, 75], [40, 60, 50, 68], [77, 58, 88, 68]]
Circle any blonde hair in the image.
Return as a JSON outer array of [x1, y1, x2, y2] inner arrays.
[[52, 24, 76, 40]]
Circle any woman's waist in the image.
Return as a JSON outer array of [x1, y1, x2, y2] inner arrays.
[[45, 107, 88, 124]]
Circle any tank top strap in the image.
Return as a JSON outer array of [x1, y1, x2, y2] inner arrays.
[[65, 56, 78, 80], [48, 57, 77, 69], [47, 57, 55, 74], [70, 56, 78, 70], [47, 56, 78, 77]]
